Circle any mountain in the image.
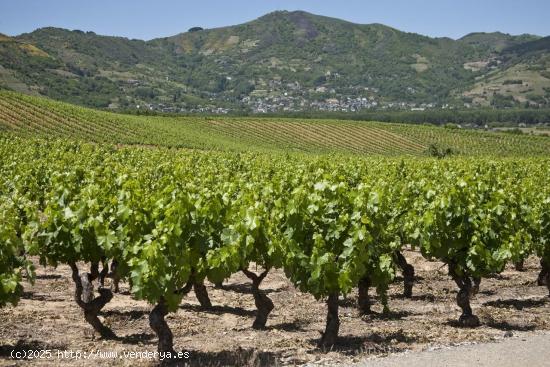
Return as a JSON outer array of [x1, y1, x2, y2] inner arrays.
[[0, 11, 549, 112], [460, 35, 550, 107], [459, 32, 540, 53]]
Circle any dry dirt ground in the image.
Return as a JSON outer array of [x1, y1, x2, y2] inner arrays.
[[354, 333, 550, 367], [1, 251, 549, 367]]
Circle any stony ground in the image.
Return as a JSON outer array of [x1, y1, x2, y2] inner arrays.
[[1, 251, 549, 367]]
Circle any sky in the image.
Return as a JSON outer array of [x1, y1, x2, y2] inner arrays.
[[1, 0, 549, 40]]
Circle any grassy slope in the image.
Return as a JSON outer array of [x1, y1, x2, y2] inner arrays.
[[461, 35, 550, 106], [1, 90, 549, 156]]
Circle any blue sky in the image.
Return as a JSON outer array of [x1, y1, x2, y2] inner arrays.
[[1, 0, 549, 40]]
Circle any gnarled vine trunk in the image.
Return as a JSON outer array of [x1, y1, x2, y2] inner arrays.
[[449, 267, 480, 327], [89, 261, 99, 281], [540, 260, 550, 297], [149, 297, 175, 355], [69, 262, 115, 338], [242, 268, 274, 329], [97, 259, 120, 292], [357, 276, 371, 315], [471, 277, 481, 296], [515, 259, 525, 272], [110, 260, 121, 293], [395, 251, 415, 298], [176, 279, 194, 296], [320, 292, 340, 348], [98, 259, 109, 288], [537, 259, 548, 287], [193, 280, 212, 308]]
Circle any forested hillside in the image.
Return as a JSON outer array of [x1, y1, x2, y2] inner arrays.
[[1, 11, 549, 113]]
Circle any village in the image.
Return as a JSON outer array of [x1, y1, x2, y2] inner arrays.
[[139, 80, 439, 114]]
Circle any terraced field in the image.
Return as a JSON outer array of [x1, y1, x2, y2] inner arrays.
[[1, 89, 550, 156]]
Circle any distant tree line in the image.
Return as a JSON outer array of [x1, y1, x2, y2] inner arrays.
[[118, 107, 550, 126], [258, 109, 550, 126]]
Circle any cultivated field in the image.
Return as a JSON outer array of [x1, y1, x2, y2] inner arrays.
[[1, 93, 550, 367], [1, 255, 549, 366], [1, 90, 550, 156]]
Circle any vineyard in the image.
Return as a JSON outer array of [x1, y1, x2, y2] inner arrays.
[[1, 90, 550, 156], [1, 135, 550, 365]]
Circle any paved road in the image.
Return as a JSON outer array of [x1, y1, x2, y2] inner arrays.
[[354, 333, 550, 367]]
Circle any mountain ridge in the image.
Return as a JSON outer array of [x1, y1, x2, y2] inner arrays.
[[13, 10, 545, 42]]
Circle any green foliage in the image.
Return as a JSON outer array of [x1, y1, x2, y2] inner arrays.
[[1, 134, 550, 346], [404, 161, 542, 279], [262, 109, 550, 126], [426, 144, 455, 158], [503, 80, 523, 85], [0, 198, 34, 307], [491, 94, 516, 108], [502, 128, 524, 135]]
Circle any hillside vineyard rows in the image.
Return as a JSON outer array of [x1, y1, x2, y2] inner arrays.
[[2, 90, 550, 156], [1, 135, 550, 356]]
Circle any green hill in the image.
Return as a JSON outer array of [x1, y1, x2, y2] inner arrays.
[[1, 90, 549, 156], [1, 11, 549, 112], [461, 35, 550, 107], [459, 32, 540, 53]]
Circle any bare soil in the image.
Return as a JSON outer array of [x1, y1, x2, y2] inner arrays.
[[1, 251, 549, 367]]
